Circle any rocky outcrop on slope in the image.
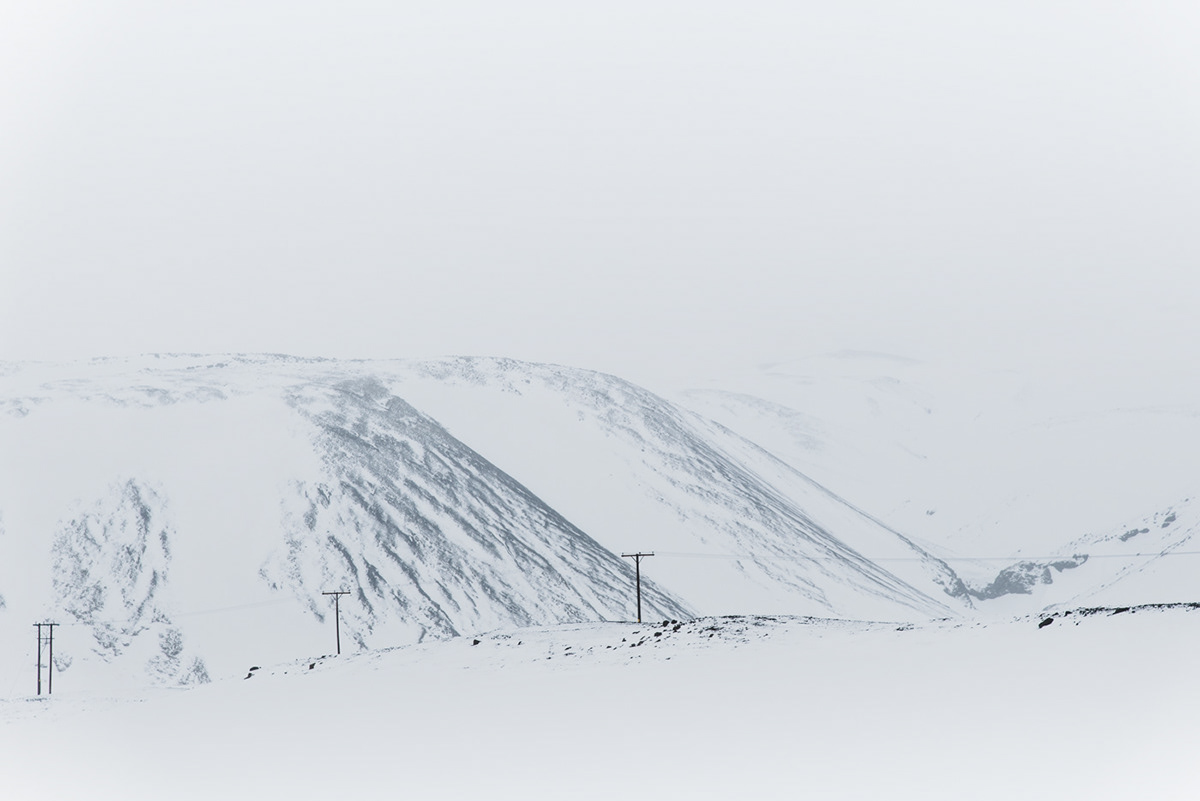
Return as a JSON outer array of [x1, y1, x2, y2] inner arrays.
[[52, 479, 209, 685]]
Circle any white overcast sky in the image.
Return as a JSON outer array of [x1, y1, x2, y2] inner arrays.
[[2, 1, 1198, 384]]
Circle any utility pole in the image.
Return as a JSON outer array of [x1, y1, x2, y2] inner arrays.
[[34, 622, 58, 696], [322, 591, 349, 655], [620, 553, 654, 623]]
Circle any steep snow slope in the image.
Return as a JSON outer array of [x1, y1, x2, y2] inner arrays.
[[265, 375, 687, 646], [375, 357, 968, 619], [0, 354, 966, 692], [0, 357, 685, 690]]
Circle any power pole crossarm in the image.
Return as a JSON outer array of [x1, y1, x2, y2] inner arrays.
[[620, 553, 654, 624]]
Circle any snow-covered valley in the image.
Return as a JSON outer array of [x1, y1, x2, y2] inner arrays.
[[2, 353, 1199, 799]]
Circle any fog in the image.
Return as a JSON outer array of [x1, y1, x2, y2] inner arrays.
[[3, 1, 1198, 386]]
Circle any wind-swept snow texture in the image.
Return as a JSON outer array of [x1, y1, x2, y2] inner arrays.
[[0, 354, 969, 688], [263, 376, 686, 646], [382, 357, 968, 619], [51, 478, 208, 685]]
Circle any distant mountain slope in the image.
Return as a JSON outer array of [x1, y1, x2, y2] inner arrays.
[[669, 352, 1200, 559], [380, 357, 969, 619], [0, 354, 976, 688], [957, 498, 1200, 616], [265, 375, 687, 648]]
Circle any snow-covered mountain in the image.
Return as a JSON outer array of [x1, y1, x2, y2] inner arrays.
[[670, 351, 1200, 611], [960, 497, 1200, 615], [670, 351, 1200, 554], [0, 354, 970, 690], [3, 352, 1197, 691]]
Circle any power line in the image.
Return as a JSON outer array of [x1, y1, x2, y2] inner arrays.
[[174, 598, 295, 618], [47, 597, 296, 627], [653, 550, 1200, 563]]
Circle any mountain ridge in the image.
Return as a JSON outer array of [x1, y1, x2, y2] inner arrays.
[[3, 353, 1192, 689]]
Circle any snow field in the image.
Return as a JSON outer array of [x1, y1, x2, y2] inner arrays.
[[2, 610, 1197, 801]]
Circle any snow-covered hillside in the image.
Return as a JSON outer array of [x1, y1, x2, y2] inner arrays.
[[0, 354, 969, 690], [672, 351, 1200, 613], [968, 498, 1200, 615], [3, 353, 1199, 692], [671, 351, 1200, 556]]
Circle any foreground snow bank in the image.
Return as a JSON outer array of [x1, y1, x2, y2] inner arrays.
[[2, 610, 1197, 800]]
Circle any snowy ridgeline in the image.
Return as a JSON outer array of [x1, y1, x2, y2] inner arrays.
[[0, 354, 1196, 690]]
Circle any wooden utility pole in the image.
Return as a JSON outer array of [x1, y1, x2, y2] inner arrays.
[[322, 591, 349, 655], [34, 622, 58, 696], [620, 553, 654, 623]]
